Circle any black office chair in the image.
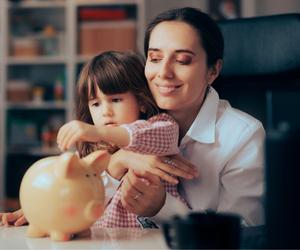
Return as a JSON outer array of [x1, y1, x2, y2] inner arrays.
[[216, 14, 300, 132], [216, 14, 300, 248]]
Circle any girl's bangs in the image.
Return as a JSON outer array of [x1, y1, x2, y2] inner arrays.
[[89, 61, 131, 96]]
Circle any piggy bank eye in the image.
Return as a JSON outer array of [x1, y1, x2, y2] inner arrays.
[[93, 173, 97, 177], [85, 174, 90, 178]]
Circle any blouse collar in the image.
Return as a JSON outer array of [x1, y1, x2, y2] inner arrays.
[[184, 87, 219, 144]]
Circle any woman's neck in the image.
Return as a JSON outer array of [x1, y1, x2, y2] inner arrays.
[[168, 104, 201, 141], [169, 86, 210, 141]]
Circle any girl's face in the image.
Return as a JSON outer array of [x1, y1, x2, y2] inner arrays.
[[88, 85, 140, 127], [145, 21, 220, 116]]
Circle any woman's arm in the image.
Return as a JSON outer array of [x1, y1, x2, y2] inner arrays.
[[121, 168, 166, 217], [108, 150, 196, 216], [107, 149, 198, 183]]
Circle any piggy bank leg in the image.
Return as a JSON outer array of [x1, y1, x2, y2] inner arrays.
[[76, 229, 91, 238], [50, 231, 72, 241], [26, 225, 47, 238]]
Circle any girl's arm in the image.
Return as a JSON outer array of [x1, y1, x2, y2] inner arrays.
[[57, 115, 198, 182], [57, 114, 178, 154], [57, 120, 130, 151], [120, 113, 180, 156]]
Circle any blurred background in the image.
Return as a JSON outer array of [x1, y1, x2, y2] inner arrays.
[[0, 0, 299, 211]]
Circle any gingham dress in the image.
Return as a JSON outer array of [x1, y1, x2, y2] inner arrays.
[[93, 113, 189, 228]]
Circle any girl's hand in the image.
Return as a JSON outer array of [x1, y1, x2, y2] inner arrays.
[[109, 149, 199, 184], [57, 120, 100, 151], [0, 209, 27, 226]]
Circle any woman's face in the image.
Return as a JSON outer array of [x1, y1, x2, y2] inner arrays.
[[145, 21, 220, 115]]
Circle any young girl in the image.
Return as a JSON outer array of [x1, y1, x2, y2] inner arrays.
[[1, 51, 197, 227]]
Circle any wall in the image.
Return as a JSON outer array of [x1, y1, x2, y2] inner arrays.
[[255, 0, 300, 16], [145, 0, 207, 25], [146, 0, 300, 22]]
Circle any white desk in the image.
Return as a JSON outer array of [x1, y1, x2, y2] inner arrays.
[[0, 226, 168, 249]]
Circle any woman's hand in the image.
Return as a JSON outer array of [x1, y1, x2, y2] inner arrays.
[[57, 120, 100, 151], [0, 209, 27, 226], [121, 168, 166, 217], [108, 149, 198, 184]]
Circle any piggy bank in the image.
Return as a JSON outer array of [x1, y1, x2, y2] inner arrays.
[[19, 150, 109, 241]]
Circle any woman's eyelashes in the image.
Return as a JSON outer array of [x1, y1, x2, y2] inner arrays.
[[176, 55, 193, 65], [148, 54, 192, 65], [149, 56, 162, 63]]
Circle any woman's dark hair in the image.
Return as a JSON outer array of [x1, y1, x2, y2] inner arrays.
[[76, 51, 159, 157], [144, 7, 224, 67]]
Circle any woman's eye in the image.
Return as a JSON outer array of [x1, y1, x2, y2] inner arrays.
[[149, 56, 162, 63], [176, 57, 192, 65], [150, 58, 159, 63]]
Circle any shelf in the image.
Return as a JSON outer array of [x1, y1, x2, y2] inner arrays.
[[75, 0, 140, 7], [7, 101, 67, 110], [8, 0, 66, 9], [76, 55, 93, 64], [7, 56, 67, 65]]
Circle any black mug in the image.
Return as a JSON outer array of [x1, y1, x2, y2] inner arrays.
[[162, 211, 241, 249]]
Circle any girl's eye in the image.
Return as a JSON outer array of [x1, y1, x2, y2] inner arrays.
[[112, 98, 122, 103], [90, 101, 101, 107]]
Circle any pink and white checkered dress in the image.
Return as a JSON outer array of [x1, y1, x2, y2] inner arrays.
[[93, 113, 189, 228]]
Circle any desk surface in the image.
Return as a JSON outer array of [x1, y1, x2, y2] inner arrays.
[[0, 226, 168, 249]]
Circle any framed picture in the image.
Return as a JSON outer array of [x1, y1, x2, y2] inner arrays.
[[209, 0, 241, 20]]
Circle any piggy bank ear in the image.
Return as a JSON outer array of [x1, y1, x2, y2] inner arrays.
[[54, 152, 80, 179], [83, 150, 110, 174]]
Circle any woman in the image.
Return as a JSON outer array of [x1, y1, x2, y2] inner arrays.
[[107, 7, 265, 226]]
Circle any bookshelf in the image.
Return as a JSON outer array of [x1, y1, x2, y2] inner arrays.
[[0, 0, 145, 211]]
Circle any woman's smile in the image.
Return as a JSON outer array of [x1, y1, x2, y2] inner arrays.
[[154, 82, 183, 95]]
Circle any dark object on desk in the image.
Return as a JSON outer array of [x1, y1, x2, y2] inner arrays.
[[240, 225, 267, 249], [265, 126, 300, 248], [162, 211, 240, 249]]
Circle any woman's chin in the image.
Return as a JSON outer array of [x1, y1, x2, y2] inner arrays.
[[156, 100, 178, 111]]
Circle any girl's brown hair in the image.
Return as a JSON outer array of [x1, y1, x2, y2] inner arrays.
[[75, 51, 159, 157]]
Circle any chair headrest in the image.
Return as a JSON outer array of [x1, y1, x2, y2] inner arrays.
[[218, 14, 300, 77]]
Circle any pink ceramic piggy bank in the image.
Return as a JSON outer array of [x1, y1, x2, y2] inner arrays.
[[19, 150, 109, 241]]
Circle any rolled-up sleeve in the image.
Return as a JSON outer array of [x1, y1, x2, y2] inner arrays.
[[121, 113, 180, 156]]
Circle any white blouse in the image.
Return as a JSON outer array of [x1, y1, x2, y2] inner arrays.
[[153, 87, 265, 226]]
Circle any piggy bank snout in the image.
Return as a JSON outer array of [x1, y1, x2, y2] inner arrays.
[[84, 200, 104, 221]]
